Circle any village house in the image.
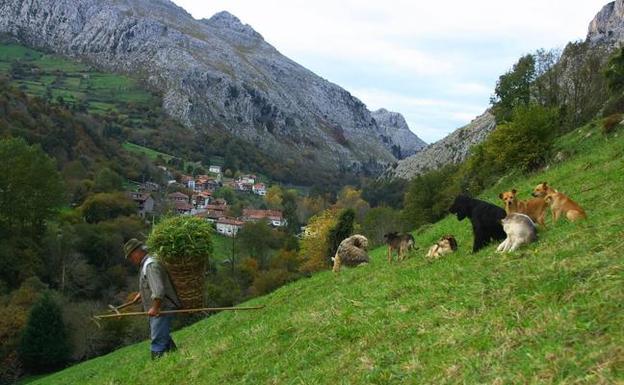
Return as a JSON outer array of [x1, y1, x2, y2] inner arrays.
[[242, 209, 286, 227], [173, 200, 193, 215], [201, 203, 228, 223], [138, 181, 160, 193], [238, 174, 256, 185], [209, 165, 222, 174], [216, 217, 245, 237], [127, 192, 154, 218], [252, 183, 267, 196], [192, 191, 212, 208], [168, 192, 189, 203]]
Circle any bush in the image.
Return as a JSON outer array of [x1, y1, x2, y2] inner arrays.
[[250, 269, 296, 296], [147, 216, 213, 264], [602, 113, 623, 135], [18, 293, 70, 373]]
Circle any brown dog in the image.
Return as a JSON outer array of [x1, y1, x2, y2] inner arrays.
[[499, 189, 548, 228], [384, 232, 415, 262], [532, 182, 587, 222]]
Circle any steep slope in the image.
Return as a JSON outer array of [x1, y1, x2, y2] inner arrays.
[[389, 110, 495, 179], [0, 0, 420, 177], [371, 108, 427, 158], [29, 121, 624, 384]]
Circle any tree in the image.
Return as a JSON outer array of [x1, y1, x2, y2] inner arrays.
[[299, 209, 338, 273], [326, 209, 355, 265], [238, 221, 275, 269], [281, 189, 300, 234], [491, 54, 536, 122], [0, 138, 65, 238], [93, 167, 124, 193], [18, 293, 71, 373], [362, 207, 405, 247], [79, 192, 137, 223], [265, 186, 283, 209]]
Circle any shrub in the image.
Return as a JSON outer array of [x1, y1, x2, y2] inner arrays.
[[18, 293, 70, 373]]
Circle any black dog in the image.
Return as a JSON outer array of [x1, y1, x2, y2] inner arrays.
[[449, 194, 506, 252]]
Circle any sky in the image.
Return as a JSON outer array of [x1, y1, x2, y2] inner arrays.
[[172, 0, 609, 143]]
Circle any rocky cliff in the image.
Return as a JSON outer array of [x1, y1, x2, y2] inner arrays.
[[0, 0, 420, 176], [371, 109, 427, 158], [387, 110, 496, 179], [588, 0, 624, 44]]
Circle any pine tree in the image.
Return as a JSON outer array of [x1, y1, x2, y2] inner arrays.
[[18, 293, 71, 373], [326, 209, 355, 264]]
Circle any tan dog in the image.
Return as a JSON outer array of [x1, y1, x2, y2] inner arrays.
[[532, 182, 587, 222], [499, 189, 548, 228], [426, 235, 458, 259]]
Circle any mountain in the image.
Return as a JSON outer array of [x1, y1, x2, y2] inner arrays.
[[0, 0, 421, 178], [387, 110, 496, 179], [371, 109, 427, 158]]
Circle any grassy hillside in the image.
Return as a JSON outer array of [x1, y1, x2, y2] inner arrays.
[[29, 122, 624, 384], [0, 43, 158, 116]]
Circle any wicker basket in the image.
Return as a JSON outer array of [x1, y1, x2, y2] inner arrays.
[[164, 260, 205, 309]]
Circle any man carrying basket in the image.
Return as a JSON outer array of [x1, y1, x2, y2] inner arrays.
[[124, 238, 182, 359]]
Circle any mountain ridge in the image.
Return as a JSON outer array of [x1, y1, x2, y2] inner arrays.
[[0, 0, 424, 178]]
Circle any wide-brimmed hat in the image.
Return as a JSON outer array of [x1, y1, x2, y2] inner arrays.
[[124, 238, 144, 259]]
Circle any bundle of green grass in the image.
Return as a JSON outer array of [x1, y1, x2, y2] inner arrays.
[[147, 216, 213, 308]]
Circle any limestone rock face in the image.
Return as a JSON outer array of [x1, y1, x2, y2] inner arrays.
[[388, 110, 496, 179], [588, 0, 624, 44], [371, 109, 427, 159], [0, 0, 422, 175]]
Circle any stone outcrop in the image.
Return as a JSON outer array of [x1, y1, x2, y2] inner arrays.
[[371, 109, 427, 158], [387, 110, 496, 179]]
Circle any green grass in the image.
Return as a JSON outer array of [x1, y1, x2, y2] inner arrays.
[[0, 43, 158, 113], [29, 124, 624, 384], [122, 142, 175, 162]]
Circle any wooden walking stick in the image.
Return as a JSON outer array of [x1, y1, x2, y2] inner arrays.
[[94, 305, 265, 320]]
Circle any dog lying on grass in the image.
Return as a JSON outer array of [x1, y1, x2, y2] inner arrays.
[[532, 182, 587, 222], [499, 189, 548, 228], [449, 194, 506, 253], [384, 232, 415, 262], [497, 213, 537, 252], [332, 234, 369, 273], [426, 235, 458, 259]]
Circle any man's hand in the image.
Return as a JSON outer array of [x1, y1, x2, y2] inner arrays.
[[147, 306, 160, 317], [147, 298, 161, 317]]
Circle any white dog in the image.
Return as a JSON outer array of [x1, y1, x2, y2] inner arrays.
[[496, 213, 537, 253]]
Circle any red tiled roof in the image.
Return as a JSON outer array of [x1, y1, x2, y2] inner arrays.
[[217, 217, 244, 226], [168, 192, 189, 199], [242, 209, 283, 220], [173, 201, 193, 211]]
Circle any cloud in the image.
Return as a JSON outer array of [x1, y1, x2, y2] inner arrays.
[[173, 0, 608, 141]]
